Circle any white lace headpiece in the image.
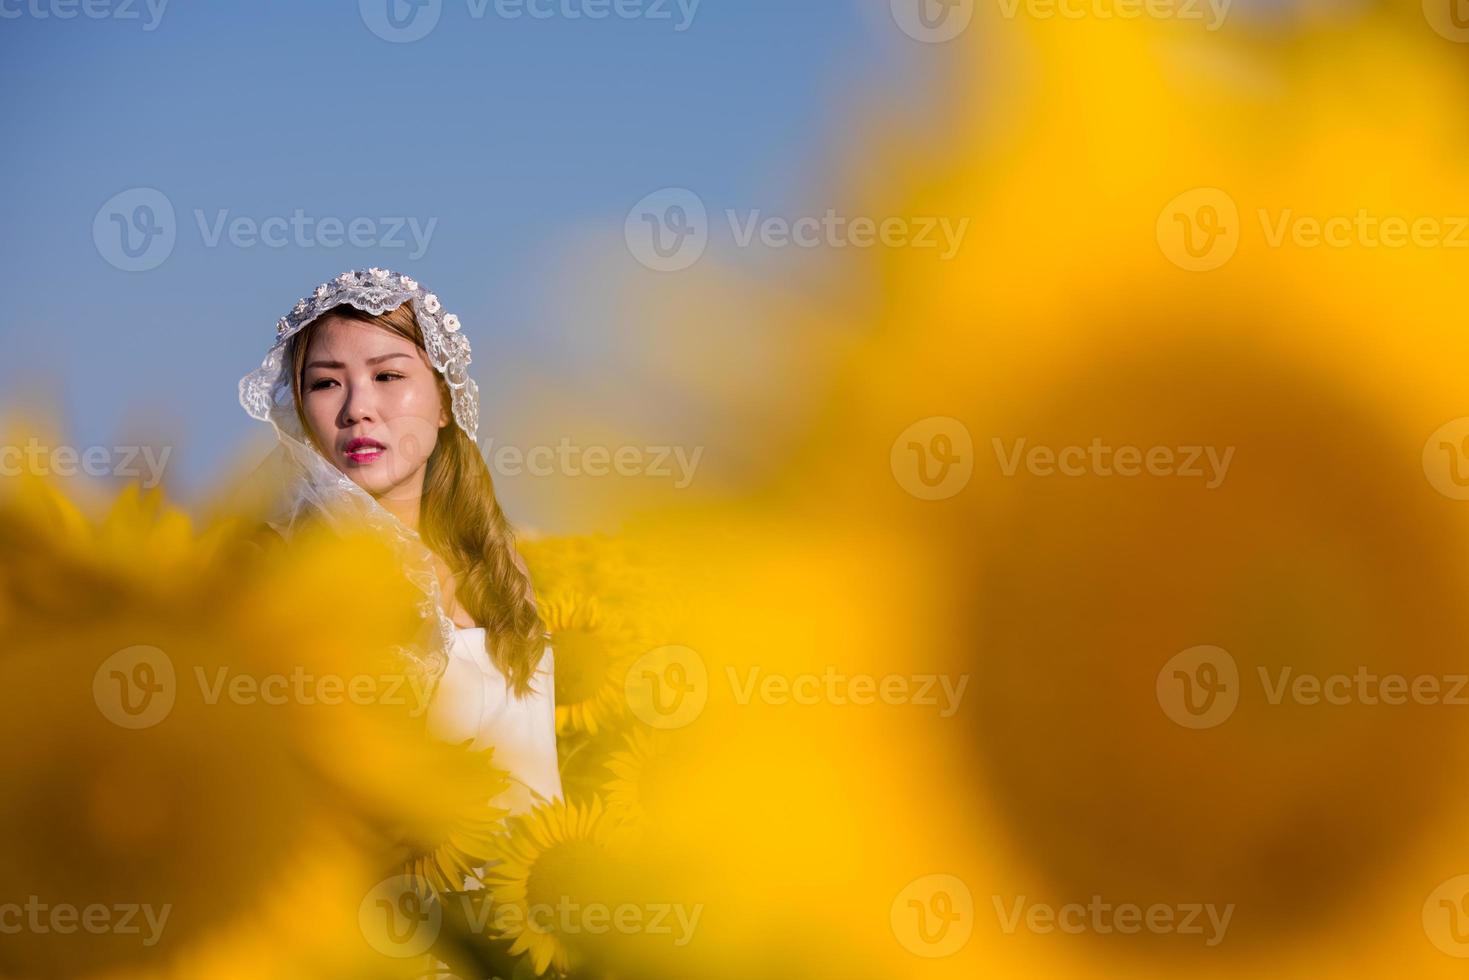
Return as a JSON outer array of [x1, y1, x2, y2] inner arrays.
[[241, 266, 480, 441], [237, 267, 480, 696]]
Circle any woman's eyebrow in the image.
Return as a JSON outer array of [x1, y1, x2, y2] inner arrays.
[[304, 352, 414, 370]]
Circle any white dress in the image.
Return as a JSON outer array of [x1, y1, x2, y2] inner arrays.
[[425, 626, 562, 815]]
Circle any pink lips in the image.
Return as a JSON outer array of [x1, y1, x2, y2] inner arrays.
[[343, 437, 386, 464]]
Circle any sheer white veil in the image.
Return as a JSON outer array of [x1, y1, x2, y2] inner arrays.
[[237, 267, 482, 698]]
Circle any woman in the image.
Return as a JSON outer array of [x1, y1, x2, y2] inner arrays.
[[238, 267, 561, 816]]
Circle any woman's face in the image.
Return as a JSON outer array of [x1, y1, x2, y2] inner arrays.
[[299, 315, 448, 502]]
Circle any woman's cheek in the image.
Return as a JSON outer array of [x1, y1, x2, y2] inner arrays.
[[389, 416, 441, 470], [399, 384, 445, 459], [306, 406, 335, 452]]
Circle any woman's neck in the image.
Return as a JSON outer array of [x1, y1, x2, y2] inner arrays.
[[373, 492, 421, 531], [373, 467, 429, 531]]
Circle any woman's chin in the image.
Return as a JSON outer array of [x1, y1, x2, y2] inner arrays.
[[342, 468, 396, 498]]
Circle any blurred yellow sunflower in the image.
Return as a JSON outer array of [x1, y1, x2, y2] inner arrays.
[[547, 11, 1469, 979], [0, 476, 238, 622], [480, 797, 624, 976], [0, 470, 468, 979], [518, 534, 610, 596], [604, 727, 675, 827], [540, 592, 639, 736], [522, 534, 688, 641], [556, 727, 627, 807], [383, 740, 512, 895]]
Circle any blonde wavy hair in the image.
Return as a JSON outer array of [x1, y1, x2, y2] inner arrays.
[[285, 301, 545, 695]]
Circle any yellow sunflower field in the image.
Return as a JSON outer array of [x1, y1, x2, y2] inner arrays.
[[9, 2, 1469, 979]]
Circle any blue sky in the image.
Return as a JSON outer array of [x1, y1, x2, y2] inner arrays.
[[0, 0, 933, 526]]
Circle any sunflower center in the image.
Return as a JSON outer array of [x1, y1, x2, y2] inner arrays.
[[637, 756, 677, 817], [525, 839, 604, 915], [553, 628, 613, 706]]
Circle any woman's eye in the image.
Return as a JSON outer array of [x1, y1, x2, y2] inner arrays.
[[308, 378, 337, 391], [376, 372, 405, 382]]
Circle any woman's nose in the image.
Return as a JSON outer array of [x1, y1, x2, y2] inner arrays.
[[341, 384, 378, 426]]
